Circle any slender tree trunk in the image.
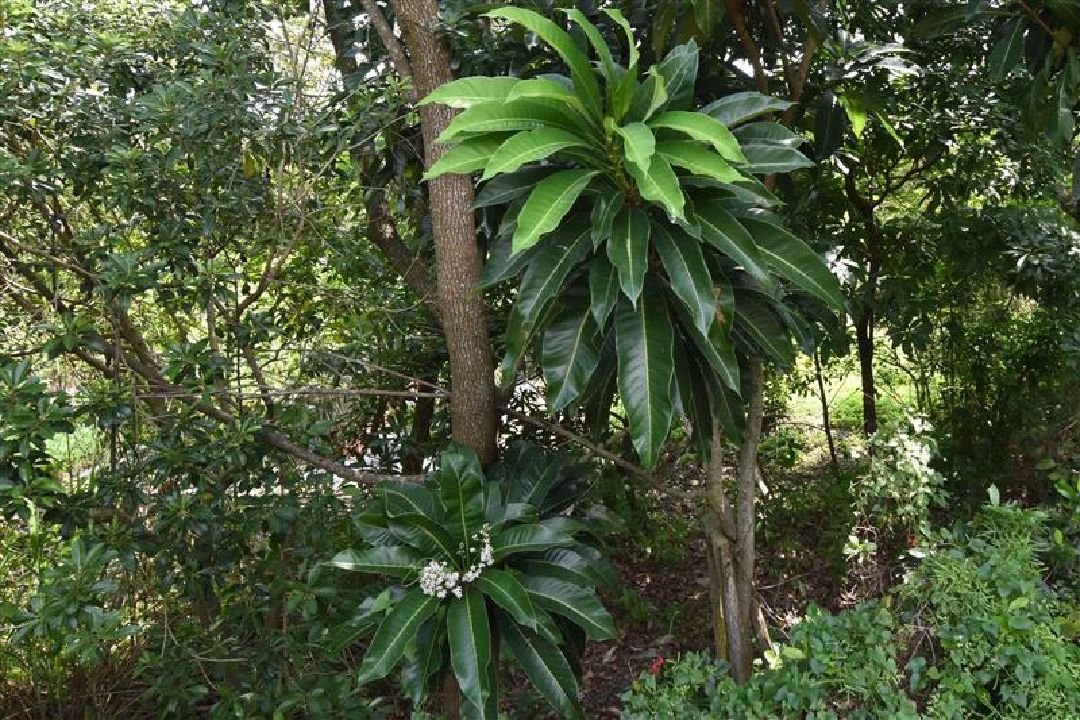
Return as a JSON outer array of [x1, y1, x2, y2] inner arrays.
[[855, 305, 877, 438], [814, 349, 840, 475], [403, 393, 434, 474], [393, 0, 498, 468]]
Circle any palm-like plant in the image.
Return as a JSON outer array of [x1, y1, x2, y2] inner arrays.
[[424, 8, 844, 467], [331, 443, 615, 719]]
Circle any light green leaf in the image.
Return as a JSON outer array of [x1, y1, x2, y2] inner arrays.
[[649, 110, 745, 163], [542, 299, 601, 412], [653, 224, 716, 335], [602, 7, 639, 69], [616, 122, 656, 177], [606, 206, 651, 304], [742, 218, 844, 311], [419, 76, 521, 108], [482, 128, 590, 181], [615, 280, 675, 469], [330, 546, 422, 578], [357, 589, 439, 685], [485, 8, 603, 119], [448, 587, 495, 718], [438, 100, 576, 144], [505, 77, 584, 110], [628, 66, 669, 122], [702, 91, 793, 127], [424, 136, 507, 180], [837, 92, 868, 138], [733, 122, 805, 148], [499, 618, 585, 720], [656, 41, 699, 110], [566, 9, 615, 83], [512, 170, 597, 253], [627, 154, 685, 220], [656, 140, 743, 182]]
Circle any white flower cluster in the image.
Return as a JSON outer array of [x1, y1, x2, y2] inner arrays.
[[418, 525, 494, 600]]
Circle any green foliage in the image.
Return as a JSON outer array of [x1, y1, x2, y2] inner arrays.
[[425, 9, 840, 467], [332, 443, 615, 719], [621, 502, 1080, 719]]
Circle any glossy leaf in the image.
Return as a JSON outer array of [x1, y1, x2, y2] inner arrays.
[[989, 19, 1025, 82], [448, 586, 494, 718], [602, 7, 639, 69], [419, 76, 520, 108], [438, 447, 486, 547], [505, 77, 586, 111], [542, 299, 601, 411], [656, 139, 743, 182], [500, 617, 584, 720], [702, 91, 794, 127], [588, 254, 620, 326], [656, 41, 699, 110], [742, 218, 844, 311], [814, 91, 846, 160], [606, 206, 650, 304], [627, 154, 685, 220], [615, 281, 674, 469], [389, 513, 459, 559], [357, 588, 439, 685], [649, 110, 746, 163], [474, 167, 554, 209], [424, 136, 506, 180], [695, 204, 775, 290], [741, 144, 815, 175], [491, 523, 576, 560], [382, 482, 442, 520], [438, 100, 576, 144], [485, 8, 603, 118], [474, 569, 538, 630], [482, 128, 590, 181], [734, 296, 795, 367], [520, 575, 616, 640], [566, 9, 615, 83], [590, 188, 624, 248], [512, 170, 597, 253], [654, 224, 716, 335], [628, 66, 669, 122], [733, 122, 805, 148], [330, 546, 421, 578], [616, 122, 656, 177]]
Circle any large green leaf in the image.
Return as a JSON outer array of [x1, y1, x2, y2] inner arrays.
[[479, 227, 534, 288], [741, 144, 814, 175], [733, 295, 796, 367], [518, 548, 615, 592], [485, 8, 603, 119], [505, 77, 587, 112], [389, 513, 458, 559], [382, 482, 442, 520], [627, 154, 685, 220], [814, 91, 846, 160], [615, 280, 674, 469], [357, 588, 439, 685], [741, 218, 844, 311], [653, 224, 717, 335], [501, 218, 592, 381], [694, 204, 775, 291], [330, 546, 422, 578], [649, 110, 746, 163], [520, 575, 615, 640], [603, 7, 639, 69], [474, 167, 554, 209], [438, 100, 577, 144], [474, 569, 538, 630], [605, 206, 650, 304], [672, 297, 740, 392], [588, 254, 619, 326], [512, 170, 597, 253], [448, 587, 495, 719], [438, 446, 486, 547], [702, 91, 793, 127], [491, 523, 575, 561], [482, 128, 590, 181], [419, 76, 521, 108], [616, 122, 656, 177], [656, 41, 699, 110], [542, 298, 601, 412], [401, 621, 443, 706], [590, 187, 624, 248], [656, 140, 743, 182], [566, 9, 615, 83], [424, 136, 506, 180], [500, 617, 585, 720], [733, 122, 805, 148], [628, 66, 669, 122]]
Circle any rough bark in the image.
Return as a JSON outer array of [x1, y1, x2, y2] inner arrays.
[[734, 360, 765, 676], [392, 0, 498, 467]]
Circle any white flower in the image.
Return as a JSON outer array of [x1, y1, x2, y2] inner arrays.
[[418, 525, 496, 599]]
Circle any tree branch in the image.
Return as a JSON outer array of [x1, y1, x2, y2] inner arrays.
[[725, 0, 770, 93]]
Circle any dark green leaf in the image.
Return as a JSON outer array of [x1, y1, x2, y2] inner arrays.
[[330, 546, 421, 578], [742, 144, 815, 175], [492, 523, 576, 561], [357, 588, 439, 685], [499, 617, 584, 720], [475, 167, 554, 209], [653, 224, 717, 335], [588, 254, 620, 326], [474, 569, 538, 629], [448, 586, 495, 718], [542, 298, 601, 412], [439, 446, 486, 547], [742, 218, 844, 311], [606, 206, 651, 304], [656, 41, 699, 110], [814, 91, 846, 160], [520, 575, 615, 640], [702, 92, 793, 127], [694, 204, 775, 291]]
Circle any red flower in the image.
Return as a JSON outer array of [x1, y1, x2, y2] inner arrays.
[[648, 656, 665, 675]]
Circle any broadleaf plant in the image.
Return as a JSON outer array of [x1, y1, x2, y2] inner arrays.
[[331, 443, 616, 719], [423, 8, 843, 469]]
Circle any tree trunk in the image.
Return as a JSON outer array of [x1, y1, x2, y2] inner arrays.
[[393, 0, 498, 468], [855, 305, 877, 438], [703, 361, 766, 683], [814, 349, 840, 475]]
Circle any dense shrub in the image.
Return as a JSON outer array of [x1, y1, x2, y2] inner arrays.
[[621, 502, 1080, 719]]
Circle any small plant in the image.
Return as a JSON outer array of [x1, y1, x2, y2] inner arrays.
[[331, 442, 616, 719]]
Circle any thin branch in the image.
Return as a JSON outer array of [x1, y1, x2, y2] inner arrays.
[[725, 0, 770, 93], [1017, 0, 1054, 36], [357, 0, 415, 98]]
